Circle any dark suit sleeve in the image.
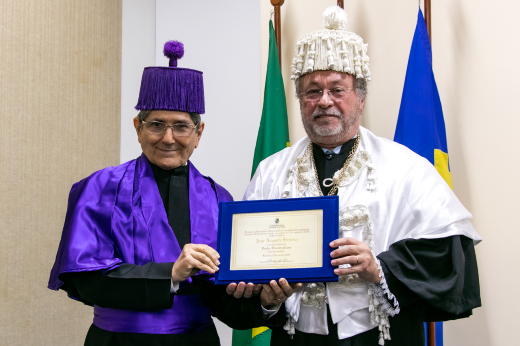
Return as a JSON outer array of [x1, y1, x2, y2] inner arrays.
[[64, 261, 287, 328], [176, 276, 286, 330], [61, 262, 174, 311], [377, 235, 481, 322], [209, 284, 287, 330]]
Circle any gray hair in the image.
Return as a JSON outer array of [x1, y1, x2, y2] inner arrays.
[[294, 74, 368, 102], [353, 77, 367, 102], [136, 110, 201, 128]]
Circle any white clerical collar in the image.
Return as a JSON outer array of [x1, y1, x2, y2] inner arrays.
[[321, 145, 342, 155], [320, 135, 357, 155]]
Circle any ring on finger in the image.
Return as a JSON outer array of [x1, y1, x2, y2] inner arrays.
[[355, 256, 359, 265], [278, 297, 285, 302]]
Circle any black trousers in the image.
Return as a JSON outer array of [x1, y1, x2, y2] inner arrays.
[[84, 323, 220, 346], [270, 306, 425, 346]]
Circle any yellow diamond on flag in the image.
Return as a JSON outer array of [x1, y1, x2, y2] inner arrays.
[[252, 327, 269, 339], [434, 149, 453, 190]]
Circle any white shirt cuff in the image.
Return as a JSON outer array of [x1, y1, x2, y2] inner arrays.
[[170, 280, 179, 293], [261, 303, 281, 319]]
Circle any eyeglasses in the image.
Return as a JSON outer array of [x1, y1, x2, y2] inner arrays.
[[141, 121, 197, 137], [301, 88, 354, 101]]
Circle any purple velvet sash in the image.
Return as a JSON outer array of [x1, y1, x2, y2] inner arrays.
[[93, 294, 214, 334], [48, 154, 233, 334]]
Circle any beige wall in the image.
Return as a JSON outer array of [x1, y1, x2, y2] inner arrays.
[[261, 0, 519, 345], [0, 1, 121, 344]]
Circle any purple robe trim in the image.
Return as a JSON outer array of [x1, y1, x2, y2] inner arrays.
[[48, 154, 233, 334]]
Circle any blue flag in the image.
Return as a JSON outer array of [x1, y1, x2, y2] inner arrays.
[[394, 9, 451, 346], [395, 9, 453, 191]]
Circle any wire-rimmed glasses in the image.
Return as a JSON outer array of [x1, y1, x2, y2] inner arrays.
[[301, 88, 354, 102], [142, 121, 197, 137]]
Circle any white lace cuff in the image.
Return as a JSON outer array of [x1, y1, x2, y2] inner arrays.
[[368, 256, 400, 345], [372, 257, 400, 316], [283, 316, 296, 338]]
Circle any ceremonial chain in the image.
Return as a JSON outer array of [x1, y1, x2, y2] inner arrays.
[[310, 132, 361, 196]]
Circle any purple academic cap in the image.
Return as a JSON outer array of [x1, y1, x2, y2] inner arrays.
[[135, 41, 205, 114]]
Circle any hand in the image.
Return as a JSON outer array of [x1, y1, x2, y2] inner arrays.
[[225, 282, 262, 298], [171, 244, 220, 282], [330, 237, 381, 283], [260, 278, 302, 309]]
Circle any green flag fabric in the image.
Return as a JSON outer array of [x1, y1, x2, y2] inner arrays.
[[250, 19, 290, 178], [232, 328, 272, 346]]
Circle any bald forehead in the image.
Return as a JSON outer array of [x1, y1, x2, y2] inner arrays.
[[300, 71, 355, 89]]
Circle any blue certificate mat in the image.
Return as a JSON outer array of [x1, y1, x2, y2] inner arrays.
[[215, 196, 339, 285]]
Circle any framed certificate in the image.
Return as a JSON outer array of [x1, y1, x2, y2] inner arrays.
[[214, 196, 339, 284]]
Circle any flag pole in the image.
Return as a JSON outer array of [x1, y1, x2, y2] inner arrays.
[[424, 1, 435, 346], [270, 0, 285, 69], [424, 0, 431, 42]]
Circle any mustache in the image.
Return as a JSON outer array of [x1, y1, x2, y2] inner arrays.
[[311, 108, 342, 120]]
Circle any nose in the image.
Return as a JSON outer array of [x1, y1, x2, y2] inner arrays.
[[317, 90, 333, 108], [161, 127, 176, 144]]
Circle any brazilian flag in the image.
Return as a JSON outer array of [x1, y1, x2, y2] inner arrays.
[[232, 327, 272, 346], [394, 9, 449, 346], [250, 19, 290, 179], [233, 18, 289, 346]]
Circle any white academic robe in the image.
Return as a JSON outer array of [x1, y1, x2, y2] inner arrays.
[[243, 126, 481, 340]]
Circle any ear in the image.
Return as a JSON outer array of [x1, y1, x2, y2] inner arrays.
[[193, 122, 205, 149], [358, 97, 366, 112], [133, 117, 142, 143]]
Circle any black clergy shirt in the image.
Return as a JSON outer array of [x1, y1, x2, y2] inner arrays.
[[312, 138, 356, 196], [150, 162, 191, 250]]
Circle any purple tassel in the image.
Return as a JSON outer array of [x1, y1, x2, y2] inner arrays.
[[164, 41, 184, 67], [135, 40, 204, 113]]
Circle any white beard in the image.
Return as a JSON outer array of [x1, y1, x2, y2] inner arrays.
[[302, 106, 360, 144], [310, 107, 344, 136]]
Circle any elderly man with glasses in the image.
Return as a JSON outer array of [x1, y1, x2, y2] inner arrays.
[[244, 7, 482, 346], [48, 41, 292, 346]]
